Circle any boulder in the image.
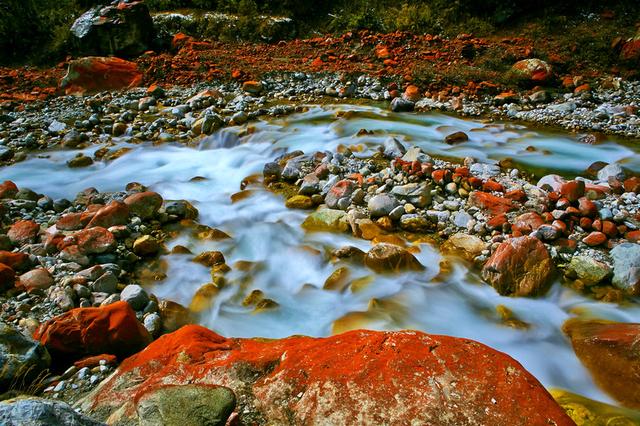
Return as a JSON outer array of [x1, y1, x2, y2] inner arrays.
[[481, 236, 555, 297], [0, 251, 31, 272], [610, 243, 640, 295], [7, 220, 40, 246], [0, 322, 51, 392], [0, 397, 102, 426], [563, 318, 640, 409], [0, 181, 18, 199], [61, 57, 143, 96], [364, 243, 424, 273], [136, 384, 235, 426], [34, 301, 151, 369], [124, 191, 163, 219], [70, 1, 154, 57], [120, 284, 149, 311], [390, 182, 431, 208], [511, 59, 552, 82], [78, 326, 574, 425]]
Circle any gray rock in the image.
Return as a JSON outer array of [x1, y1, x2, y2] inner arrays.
[[143, 313, 162, 337], [567, 256, 612, 286], [383, 137, 406, 158], [91, 272, 118, 294], [610, 243, 640, 294], [0, 397, 103, 426], [47, 120, 66, 135], [597, 163, 625, 182], [201, 113, 223, 135], [120, 284, 150, 311], [389, 205, 405, 221], [136, 384, 235, 426], [390, 97, 415, 112], [368, 194, 399, 218], [390, 182, 432, 208], [453, 211, 473, 229], [470, 163, 501, 180], [401, 147, 431, 163], [299, 174, 321, 195], [281, 155, 309, 180], [0, 322, 51, 392], [399, 214, 432, 232]]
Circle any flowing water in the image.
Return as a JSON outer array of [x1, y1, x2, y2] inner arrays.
[[5, 104, 640, 405]]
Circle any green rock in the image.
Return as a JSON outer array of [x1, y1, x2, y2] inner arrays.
[[135, 384, 235, 426], [568, 256, 612, 286], [301, 209, 349, 233]]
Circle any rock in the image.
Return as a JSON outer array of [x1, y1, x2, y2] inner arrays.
[[199, 113, 223, 135], [481, 236, 555, 297], [242, 80, 263, 94], [302, 209, 349, 233], [34, 301, 151, 369], [285, 195, 314, 209], [567, 256, 612, 286], [165, 200, 199, 220], [70, 1, 153, 57], [364, 243, 424, 273], [67, 154, 93, 168], [193, 251, 225, 267], [0, 263, 16, 291], [559, 180, 585, 202], [597, 163, 625, 182], [325, 180, 356, 209], [91, 272, 118, 294], [368, 194, 399, 218], [0, 397, 102, 426], [120, 284, 149, 311], [0, 251, 30, 272], [19, 268, 54, 293], [79, 326, 573, 425], [390, 182, 431, 208], [390, 97, 415, 112], [512, 212, 544, 235], [0, 322, 51, 392], [624, 177, 640, 193], [87, 201, 129, 228], [133, 235, 161, 256], [47, 120, 66, 135], [551, 389, 640, 426], [511, 59, 552, 82], [401, 147, 430, 163], [469, 163, 501, 180], [444, 131, 469, 145], [383, 137, 406, 158], [442, 233, 485, 261], [0, 181, 18, 199], [8, 220, 40, 246], [61, 57, 143, 96], [124, 191, 163, 219], [75, 227, 116, 255], [468, 191, 515, 216], [582, 231, 607, 247], [136, 384, 235, 426], [563, 319, 640, 410], [158, 300, 193, 334], [610, 243, 640, 295]]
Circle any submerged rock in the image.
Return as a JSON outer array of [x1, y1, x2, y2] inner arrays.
[[301, 209, 349, 233], [364, 243, 424, 273], [78, 325, 574, 425]]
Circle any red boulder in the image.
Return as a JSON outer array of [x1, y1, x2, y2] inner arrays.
[[60, 57, 143, 96]]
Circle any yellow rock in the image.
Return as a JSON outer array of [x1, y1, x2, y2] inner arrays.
[[190, 283, 221, 313], [324, 267, 350, 291], [551, 389, 640, 426], [285, 195, 314, 209]]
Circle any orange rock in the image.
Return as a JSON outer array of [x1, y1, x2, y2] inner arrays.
[[0, 251, 30, 272], [482, 179, 504, 192], [87, 201, 129, 228], [34, 301, 151, 369], [171, 33, 194, 50], [0, 263, 16, 291], [512, 212, 544, 235], [74, 227, 116, 255], [56, 212, 92, 231], [60, 57, 143, 96], [559, 180, 585, 202], [74, 353, 118, 369], [481, 236, 554, 297], [402, 85, 421, 102], [80, 326, 573, 425], [468, 191, 515, 216], [627, 230, 640, 243], [0, 180, 18, 199], [124, 191, 163, 219], [511, 59, 552, 82], [564, 319, 640, 409], [7, 220, 40, 246], [582, 231, 607, 247], [577, 197, 597, 217], [624, 177, 640, 193]]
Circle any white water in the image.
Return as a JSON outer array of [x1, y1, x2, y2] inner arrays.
[[5, 104, 640, 404]]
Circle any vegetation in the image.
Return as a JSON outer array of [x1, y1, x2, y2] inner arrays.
[[0, 0, 637, 64]]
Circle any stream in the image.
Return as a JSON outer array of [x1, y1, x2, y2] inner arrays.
[[4, 104, 640, 405]]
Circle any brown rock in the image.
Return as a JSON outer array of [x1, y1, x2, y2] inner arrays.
[[87, 200, 129, 228], [444, 131, 469, 145], [124, 191, 163, 219], [61, 57, 143, 96], [19, 268, 54, 292], [75, 227, 116, 255], [364, 244, 424, 273], [624, 177, 640, 193], [582, 231, 607, 247], [0, 251, 31, 272], [7, 220, 40, 246], [0, 263, 16, 290], [512, 212, 544, 235], [481, 236, 555, 297], [0, 180, 18, 199], [559, 180, 585, 202]]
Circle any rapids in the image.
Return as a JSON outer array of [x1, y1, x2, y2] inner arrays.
[[4, 104, 640, 404]]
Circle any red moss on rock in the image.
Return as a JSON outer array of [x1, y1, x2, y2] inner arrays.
[[60, 57, 143, 96], [79, 325, 573, 425], [34, 301, 151, 369]]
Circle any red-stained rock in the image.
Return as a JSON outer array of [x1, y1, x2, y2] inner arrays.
[[74, 227, 116, 255], [468, 191, 515, 216], [402, 84, 421, 102], [19, 268, 54, 292], [564, 319, 640, 409], [583, 231, 607, 247], [579, 217, 593, 230], [505, 189, 527, 202], [512, 212, 544, 235], [74, 353, 118, 369], [0, 251, 31, 272], [482, 179, 504, 192], [0, 263, 16, 290], [56, 212, 92, 231], [79, 326, 574, 425], [624, 177, 640, 193], [431, 169, 451, 184], [7, 220, 40, 246], [559, 180, 585, 202], [577, 197, 597, 217], [34, 301, 151, 369], [325, 179, 356, 209], [621, 34, 640, 62], [124, 191, 163, 219], [511, 59, 552, 82], [627, 230, 640, 243], [87, 200, 129, 228], [0, 180, 18, 199], [487, 213, 509, 230], [481, 236, 555, 297], [584, 183, 609, 200], [602, 220, 618, 238], [60, 57, 143, 96]]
